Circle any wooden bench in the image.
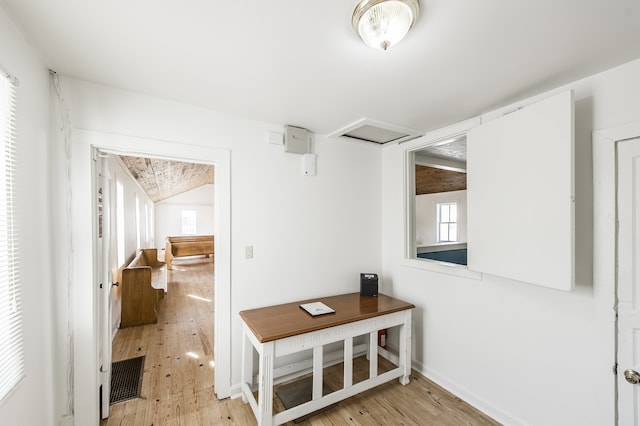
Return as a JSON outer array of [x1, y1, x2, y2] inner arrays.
[[165, 235, 214, 270], [119, 248, 167, 328]]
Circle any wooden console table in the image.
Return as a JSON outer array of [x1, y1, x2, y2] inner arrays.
[[239, 293, 414, 425]]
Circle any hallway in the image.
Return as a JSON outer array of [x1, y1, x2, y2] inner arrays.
[[103, 255, 256, 424]]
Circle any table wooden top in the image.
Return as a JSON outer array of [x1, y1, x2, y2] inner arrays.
[[239, 293, 415, 343]]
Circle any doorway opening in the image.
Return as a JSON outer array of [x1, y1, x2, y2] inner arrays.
[[98, 152, 217, 421], [70, 130, 231, 425]]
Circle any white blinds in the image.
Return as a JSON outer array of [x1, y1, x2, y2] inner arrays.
[[0, 70, 23, 401]]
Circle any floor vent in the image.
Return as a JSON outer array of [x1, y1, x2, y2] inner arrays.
[[329, 118, 422, 145], [110, 356, 145, 405], [276, 376, 337, 423]]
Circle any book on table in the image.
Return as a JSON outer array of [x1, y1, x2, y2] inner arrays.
[[299, 302, 335, 316]]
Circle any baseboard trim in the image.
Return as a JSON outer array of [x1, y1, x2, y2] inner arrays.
[[230, 357, 525, 425], [413, 360, 525, 426]]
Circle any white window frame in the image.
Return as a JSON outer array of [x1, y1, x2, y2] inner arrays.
[[135, 195, 141, 251], [116, 180, 125, 266], [437, 202, 458, 242], [181, 210, 197, 235], [0, 70, 23, 401]]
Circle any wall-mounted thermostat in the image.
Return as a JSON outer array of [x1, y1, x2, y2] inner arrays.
[[284, 125, 311, 154]]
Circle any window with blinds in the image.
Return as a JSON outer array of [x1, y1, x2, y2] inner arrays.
[[0, 70, 23, 401]]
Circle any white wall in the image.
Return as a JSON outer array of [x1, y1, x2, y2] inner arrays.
[[415, 190, 467, 246], [50, 76, 382, 418], [0, 7, 53, 426], [381, 58, 640, 426], [155, 184, 214, 248], [5, 3, 636, 423]]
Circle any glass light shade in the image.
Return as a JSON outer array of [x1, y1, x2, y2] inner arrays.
[[353, 0, 420, 50]]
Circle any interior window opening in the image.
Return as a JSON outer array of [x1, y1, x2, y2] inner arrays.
[[410, 134, 468, 266]]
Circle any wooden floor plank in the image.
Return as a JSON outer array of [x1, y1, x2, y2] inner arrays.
[[102, 255, 500, 425]]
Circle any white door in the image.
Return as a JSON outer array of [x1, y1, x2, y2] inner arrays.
[[617, 137, 640, 425], [97, 153, 113, 419]]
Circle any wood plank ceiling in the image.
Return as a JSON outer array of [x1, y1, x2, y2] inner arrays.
[[415, 166, 467, 195], [119, 156, 214, 202], [414, 136, 467, 195]]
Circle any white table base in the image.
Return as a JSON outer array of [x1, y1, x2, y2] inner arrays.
[[240, 309, 412, 426]]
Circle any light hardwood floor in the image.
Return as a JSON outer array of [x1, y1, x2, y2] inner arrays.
[[103, 256, 500, 425]]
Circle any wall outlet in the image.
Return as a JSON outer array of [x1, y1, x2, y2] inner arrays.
[[245, 246, 253, 259]]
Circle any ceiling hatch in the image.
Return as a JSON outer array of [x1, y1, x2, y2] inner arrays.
[[329, 118, 422, 145]]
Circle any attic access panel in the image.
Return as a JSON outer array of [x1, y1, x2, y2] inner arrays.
[[343, 125, 408, 144], [329, 118, 421, 145]]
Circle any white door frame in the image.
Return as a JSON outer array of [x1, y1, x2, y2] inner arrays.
[[97, 153, 113, 419], [593, 122, 640, 425], [70, 129, 232, 425]]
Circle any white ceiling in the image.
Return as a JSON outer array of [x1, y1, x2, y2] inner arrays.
[[2, 0, 640, 136]]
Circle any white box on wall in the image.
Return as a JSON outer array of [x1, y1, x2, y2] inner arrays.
[[302, 153, 316, 176], [284, 125, 311, 154]]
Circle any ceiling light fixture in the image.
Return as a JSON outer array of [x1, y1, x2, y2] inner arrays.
[[352, 0, 420, 51]]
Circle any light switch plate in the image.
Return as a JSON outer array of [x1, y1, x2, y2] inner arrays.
[[268, 131, 283, 145]]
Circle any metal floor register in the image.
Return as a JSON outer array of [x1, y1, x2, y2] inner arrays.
[[109, 356, 145, 404]]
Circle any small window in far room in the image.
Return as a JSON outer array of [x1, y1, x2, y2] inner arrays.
[[116, 180, 125, 266], [181, 210, 197, 235], [144, 204, 149, 246], [437, 202, 458, 242], [135, 195, 141, 251]]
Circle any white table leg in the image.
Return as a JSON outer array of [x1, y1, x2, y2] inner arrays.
[[369, 331, 378, 379], [241, 331, 251, 403], [312, 346, 323, 400], [257, 341, 275, 426], [399, 310, 412, 385], [343, 337, 353, 388]]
